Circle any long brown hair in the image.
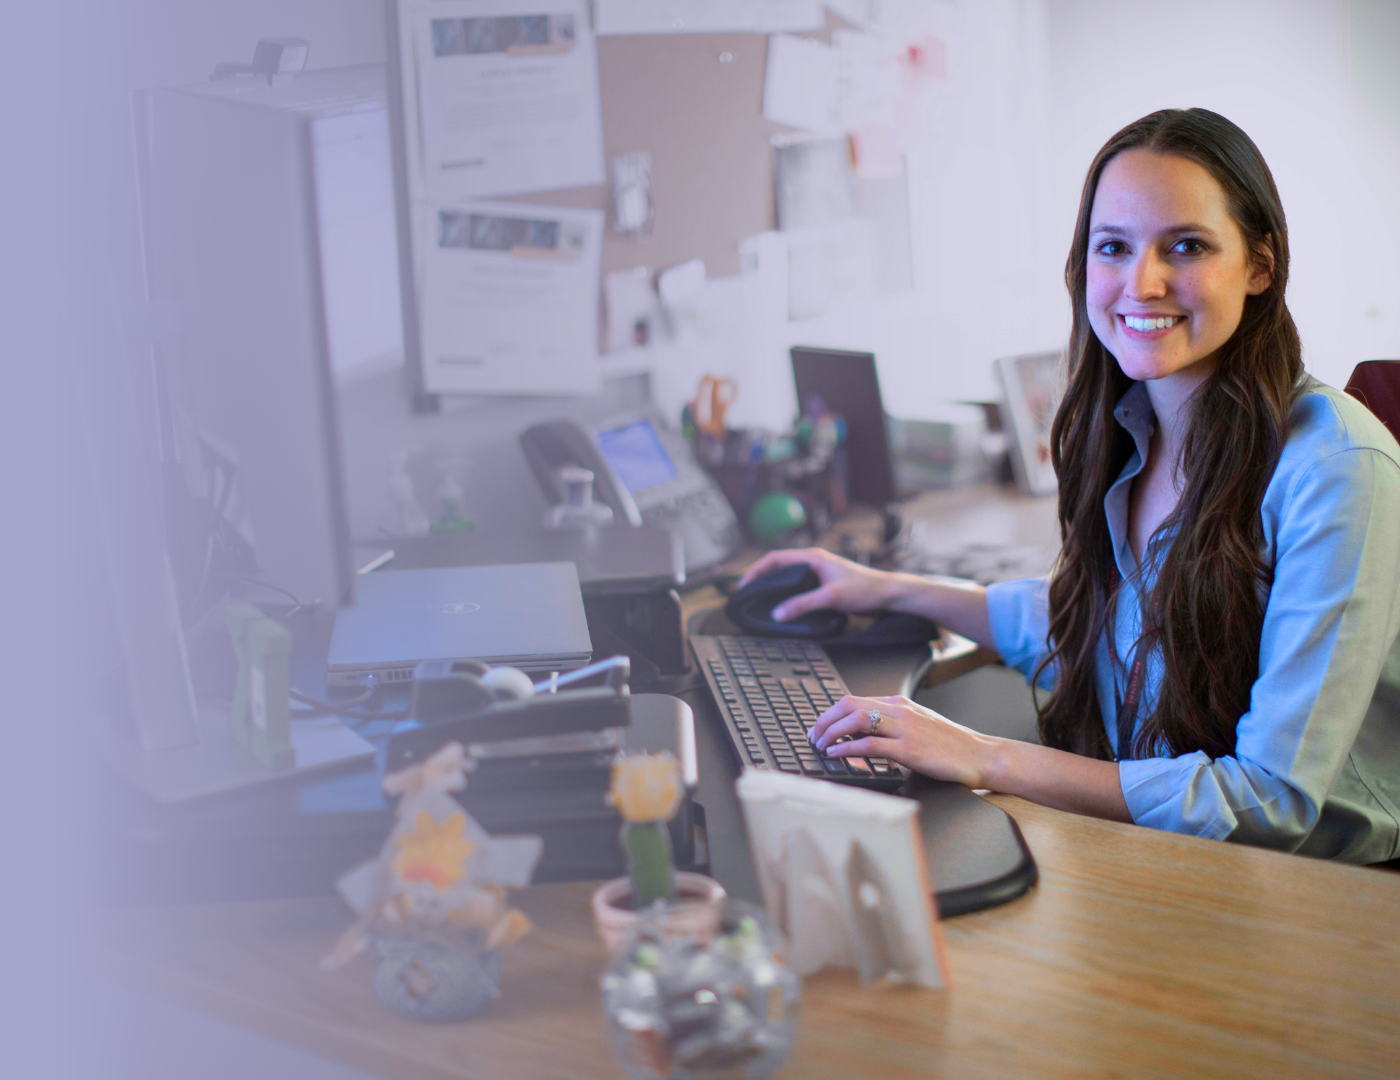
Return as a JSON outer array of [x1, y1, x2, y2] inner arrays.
[[1036, 108, 1303, 760]]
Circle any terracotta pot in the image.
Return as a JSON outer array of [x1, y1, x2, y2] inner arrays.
[[590, 871, 728, 956]]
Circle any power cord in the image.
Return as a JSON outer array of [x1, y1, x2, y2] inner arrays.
[[288, 679, 409, 724]]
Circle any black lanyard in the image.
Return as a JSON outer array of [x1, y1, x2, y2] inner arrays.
[[1107, 565, 1147, 762]]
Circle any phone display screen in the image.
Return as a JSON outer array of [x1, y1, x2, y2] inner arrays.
[[595, 420, 678, 494]]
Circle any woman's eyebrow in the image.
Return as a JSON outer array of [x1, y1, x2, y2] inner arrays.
[[1090, 222, 1219, 237], [1162, 222, 1218, 236]]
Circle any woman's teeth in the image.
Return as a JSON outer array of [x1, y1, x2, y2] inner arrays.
[[1124, 315, 1183, 332]]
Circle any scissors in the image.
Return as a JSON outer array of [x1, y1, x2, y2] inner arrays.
[[693, 375, 737, 438]]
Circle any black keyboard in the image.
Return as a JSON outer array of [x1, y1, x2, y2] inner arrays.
[[690, 635, 903, 791]]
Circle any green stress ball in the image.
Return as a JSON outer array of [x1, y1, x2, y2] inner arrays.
[[748, 492, 807, 544]]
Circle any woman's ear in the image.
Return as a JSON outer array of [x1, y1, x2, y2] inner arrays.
[[1247, 236, 1275, 295]]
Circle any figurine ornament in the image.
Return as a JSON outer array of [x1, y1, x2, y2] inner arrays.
[[322, 742, 543, 1021]]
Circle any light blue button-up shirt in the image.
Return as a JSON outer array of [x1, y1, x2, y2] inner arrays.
[[986, 378, 1400, 863]]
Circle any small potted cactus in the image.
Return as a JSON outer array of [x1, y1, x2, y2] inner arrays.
[[592, 752, 726, 955]]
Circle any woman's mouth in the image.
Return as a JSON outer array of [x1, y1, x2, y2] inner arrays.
[[1120, 313, 1185, 337]]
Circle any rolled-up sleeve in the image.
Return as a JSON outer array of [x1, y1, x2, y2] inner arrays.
[[1119, 448, 1400, 850], [986, 576, 1056, 690]]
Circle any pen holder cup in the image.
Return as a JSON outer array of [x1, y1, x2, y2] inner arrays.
[[600, 899, 800, 1080], [591, 872, 727, 957]]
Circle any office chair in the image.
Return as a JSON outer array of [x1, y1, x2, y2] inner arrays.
[[1344, 360, 1400, 443]]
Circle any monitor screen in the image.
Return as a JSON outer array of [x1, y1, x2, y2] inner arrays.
[[791, 346, 896, 507], [595, 420, 678, 494]]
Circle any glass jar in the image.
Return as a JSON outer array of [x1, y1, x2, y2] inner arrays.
[[601, 901, 800, 1080]]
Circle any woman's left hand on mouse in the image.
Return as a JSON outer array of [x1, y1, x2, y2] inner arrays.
[[808, 693, 1000, 789]]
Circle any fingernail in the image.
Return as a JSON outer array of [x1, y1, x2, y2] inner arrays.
[[772, 603, 789, 621]]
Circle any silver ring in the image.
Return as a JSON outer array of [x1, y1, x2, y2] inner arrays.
[[869, 709, 883, 734]]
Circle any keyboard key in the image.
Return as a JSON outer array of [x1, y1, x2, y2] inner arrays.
[[844, 757, 872, 773]]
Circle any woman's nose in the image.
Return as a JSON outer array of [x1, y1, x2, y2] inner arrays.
[[1126, 251, 1169, 300]]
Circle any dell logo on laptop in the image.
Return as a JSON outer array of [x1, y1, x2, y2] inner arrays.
[[439, 602, 481, 615]]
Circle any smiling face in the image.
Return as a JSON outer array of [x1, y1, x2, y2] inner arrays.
[[1086, 149, 1271, 393]]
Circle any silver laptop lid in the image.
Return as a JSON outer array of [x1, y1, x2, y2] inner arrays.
[[327, 562, 591, 684]]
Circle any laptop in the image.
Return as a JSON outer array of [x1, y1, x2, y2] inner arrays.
[[326, 562, 592, 687]]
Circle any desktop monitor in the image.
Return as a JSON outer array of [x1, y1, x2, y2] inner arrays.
[[135, 65, 402, 611], [791, 346, 898, 508], [93, 66, 396, 799]]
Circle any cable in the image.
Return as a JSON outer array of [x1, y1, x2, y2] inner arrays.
[[288, 687, 409, 723], [223, 575, 319, 617]]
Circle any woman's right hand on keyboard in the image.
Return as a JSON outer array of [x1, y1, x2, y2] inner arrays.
[[736, 548, 899, 622]]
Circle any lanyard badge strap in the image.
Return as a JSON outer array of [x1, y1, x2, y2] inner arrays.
[[1114, 649, 1146, 762], [1107, 563, 1146, 762]]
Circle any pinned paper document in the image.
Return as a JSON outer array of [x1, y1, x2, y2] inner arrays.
[[762, 34, 842, 136], [404, 0, 606, 199], [836, 28, 947, 179], [604, 266, 664, 353], [419, 201, 605, 395], [596, 0, 824, 35]]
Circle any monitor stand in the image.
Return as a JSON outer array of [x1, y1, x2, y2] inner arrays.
[[95, 700, 375, 804]]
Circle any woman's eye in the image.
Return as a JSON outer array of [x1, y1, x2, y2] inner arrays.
[[1171, 238, 1208, 255], [1095, 240, 1128, 256]]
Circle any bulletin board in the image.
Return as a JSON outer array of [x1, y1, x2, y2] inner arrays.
[[515, 32, 789, 279], [385, 3, 841, 403]]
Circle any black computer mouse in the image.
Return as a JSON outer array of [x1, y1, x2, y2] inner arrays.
[[726, 563, 849, 639]]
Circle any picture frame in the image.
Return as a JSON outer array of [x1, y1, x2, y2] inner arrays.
[[995, 351, 1067, 497]]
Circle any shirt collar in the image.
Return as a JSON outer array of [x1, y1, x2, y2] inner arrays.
[[1112, 380, 1155, 455], [1104, 382, 1156, 577]]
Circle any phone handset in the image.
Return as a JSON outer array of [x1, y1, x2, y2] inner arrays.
[[519, 419, 643, 526]]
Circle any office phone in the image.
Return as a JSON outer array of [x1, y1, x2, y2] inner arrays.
[[520, 409, 742, 573]]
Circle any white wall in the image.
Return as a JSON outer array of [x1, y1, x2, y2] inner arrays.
[[791, 0, 1400, 421], [646, 0, 1067, 430], [1044, 0, 1400, 391]]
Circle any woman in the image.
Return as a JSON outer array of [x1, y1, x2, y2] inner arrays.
[[740, 108, 1400, 863]]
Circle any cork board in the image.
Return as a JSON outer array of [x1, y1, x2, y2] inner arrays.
[[510, 32, 787, 278]]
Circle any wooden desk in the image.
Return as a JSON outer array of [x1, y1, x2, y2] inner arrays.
[[98, 485, 1399, 1076], [100, 794, 1400, 1080]]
